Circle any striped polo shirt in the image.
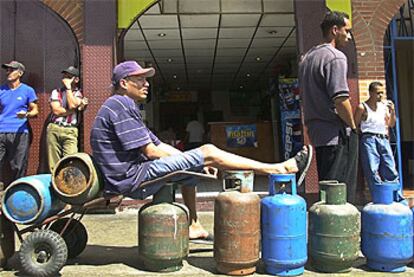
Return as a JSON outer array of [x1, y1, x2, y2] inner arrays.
[[90, 94, 160, 196], [50, 88, 83, 126]]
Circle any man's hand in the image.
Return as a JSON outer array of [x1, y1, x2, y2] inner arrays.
[[203, 166, 218, 177], [387, 100, 395, 113], [62, 77, 75, 89], [385, 100, 396, 128], [334, 96, 356, 130], [16, 110, 27, 119], [78, 97, 89, 111]]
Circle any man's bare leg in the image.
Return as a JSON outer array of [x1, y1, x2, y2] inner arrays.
[[181, 186, 209, 239], [200, 144, 301, 174], [179, 144, 309, 240]]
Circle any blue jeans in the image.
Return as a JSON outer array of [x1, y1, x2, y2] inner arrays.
[[125, 148, 205, 199], [360, 134, 400, 197]]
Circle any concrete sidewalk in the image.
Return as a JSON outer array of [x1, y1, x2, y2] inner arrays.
[[2, 211, 414, 276]]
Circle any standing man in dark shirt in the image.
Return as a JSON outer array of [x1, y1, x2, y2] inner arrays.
[[0, 61, 38, 184], [299, 11, 358, 203], [91, 60, 312, 240]]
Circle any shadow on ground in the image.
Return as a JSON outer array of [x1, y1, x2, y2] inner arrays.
[[66, 245, 144, 270]]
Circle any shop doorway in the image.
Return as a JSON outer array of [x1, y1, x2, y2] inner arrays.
[[119, 0, 298, 152], [384, 0, 414, 189], [119, 0, 300, 193]]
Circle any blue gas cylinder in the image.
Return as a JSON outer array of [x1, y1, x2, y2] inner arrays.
[[1, 174, 65, 225], [412, 200, 414, 260], [362, 182, 413, 272], [411, 198, 414, 260], [261, 174, 307, 276]]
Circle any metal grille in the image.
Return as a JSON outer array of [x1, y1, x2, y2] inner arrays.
[[384, 0, 414, 189], [0, 1, 15, 81], [0, 0, 79, 178]]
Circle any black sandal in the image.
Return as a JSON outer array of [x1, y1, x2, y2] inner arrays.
[[294, 145, 313, 186]]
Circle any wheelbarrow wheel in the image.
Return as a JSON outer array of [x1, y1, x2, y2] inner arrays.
[[19, 229, 68, 277], [50, 218, 88, 259]]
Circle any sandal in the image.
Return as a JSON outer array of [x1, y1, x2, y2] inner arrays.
[[294, 145, 313, 186]]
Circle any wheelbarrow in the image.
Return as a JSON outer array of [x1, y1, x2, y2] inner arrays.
[[1, 170, 217, 276]]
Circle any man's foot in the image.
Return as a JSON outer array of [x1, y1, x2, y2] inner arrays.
[[189, 221, 209, 239], [189, 222, 214, 244], [294, 145, 313, 186], [189, 228, 209, 240], [189, 233, 214, 245]]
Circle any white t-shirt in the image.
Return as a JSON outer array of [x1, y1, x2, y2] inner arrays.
[[360, 102, 388, 135], [186, 120, 204, 143]]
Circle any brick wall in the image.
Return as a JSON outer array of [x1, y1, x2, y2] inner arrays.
[[352, 0, 406, 101], [42, 0, 84, 44]]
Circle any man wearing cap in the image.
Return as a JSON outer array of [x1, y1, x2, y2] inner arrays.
[[47, 66, 88, 173], [91, 60, 312, 241], [0, 61, 38, 184]]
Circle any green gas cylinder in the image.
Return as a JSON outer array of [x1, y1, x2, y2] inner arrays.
[[138, 185, 189, 272], [309, 181, 360, 272]]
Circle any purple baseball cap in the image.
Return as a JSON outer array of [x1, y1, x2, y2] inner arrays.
[[112, 61, 155, 85]]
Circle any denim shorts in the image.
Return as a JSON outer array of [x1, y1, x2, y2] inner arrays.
[[125, 148, 205, 199]]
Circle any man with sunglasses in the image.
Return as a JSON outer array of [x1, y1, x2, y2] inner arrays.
[[0, 61, 38, 185], [91, 60, 312, 242], [47, 66, 88, 173], [299, 11, 358, 203]]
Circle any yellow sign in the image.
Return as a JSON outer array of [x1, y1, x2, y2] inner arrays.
[[326, 0, 352, 25], [118, 0, 157, 29]]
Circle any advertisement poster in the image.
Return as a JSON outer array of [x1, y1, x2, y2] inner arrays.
[[279, 78, 303, 160], [225, 124, 258, 148]]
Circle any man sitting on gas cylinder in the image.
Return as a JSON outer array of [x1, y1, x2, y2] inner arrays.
[[90, 60, 313, 242]]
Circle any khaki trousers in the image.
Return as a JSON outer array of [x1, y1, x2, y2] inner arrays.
[[47, 123, 78, 173]]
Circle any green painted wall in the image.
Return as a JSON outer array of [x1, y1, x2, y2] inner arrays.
[[118, 0, 158, 28], [326, 0, 352, 24]]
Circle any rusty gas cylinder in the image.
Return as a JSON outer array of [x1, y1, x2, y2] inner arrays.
[[52, 153, 102, 204], [139, 185, 189, 272], [214, 170, 260, 276]]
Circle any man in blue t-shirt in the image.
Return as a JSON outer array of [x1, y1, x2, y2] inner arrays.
[[91, 60, 312, 241], [0, 61, 38, 184]]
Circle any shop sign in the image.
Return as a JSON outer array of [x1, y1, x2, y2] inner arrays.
[[225, 124, 258, 148]]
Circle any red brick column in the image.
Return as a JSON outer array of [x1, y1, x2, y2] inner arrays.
[[82, 0, 117, 153], [352, 0, 406, 101]]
